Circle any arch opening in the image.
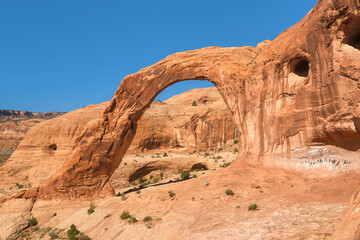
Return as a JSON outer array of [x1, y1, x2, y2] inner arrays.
[[341, 15, 360, 50], [109, 80, 240, 192]]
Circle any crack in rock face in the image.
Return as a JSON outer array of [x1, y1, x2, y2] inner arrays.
[[15, 0, 360, 204]]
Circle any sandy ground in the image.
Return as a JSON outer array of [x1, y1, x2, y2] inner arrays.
[[2, 150, 359, 240]]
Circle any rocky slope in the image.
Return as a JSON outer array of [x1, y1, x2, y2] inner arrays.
[[0, 88, 235, 191], [1, 0, 360, 239], [31, 0, 360, 201], [0, 111, 65, 166]]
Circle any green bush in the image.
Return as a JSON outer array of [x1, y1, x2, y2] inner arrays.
[[225, 189, 234, 196], [139, 177, 147, 184], [49, 231, 61, 239], [248, 204, 259, 211], [216, 156, 222, 159], [121, 193, 127, 201], [192, 101, 197, 106], [153, 176, 160, 183], [234, 148, 238, 153], [78, 232, 91, 240], [128, 216, 138, 223], [87, 202, 95, 214], [220, 162, 231, 168], [143, 216, 152, 222], [180, 170, 191, 180], [163, 152, 168, 157], [28, 217, 38, 226], [67, 224, 80, 240], [204, 152, 210, 157], [233, 139, 238, 144], [168, 191, 175, 198], [121, 211, 131, 220], [192, 174, 197, 178]]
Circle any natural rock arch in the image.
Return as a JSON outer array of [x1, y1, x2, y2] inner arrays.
[[19, 0, 360, 200]]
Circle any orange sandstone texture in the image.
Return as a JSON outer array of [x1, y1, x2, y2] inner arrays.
[[18, 0, 360, 201], [0, 88, 235, 192]]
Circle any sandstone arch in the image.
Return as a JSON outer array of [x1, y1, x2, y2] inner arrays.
[[19, 0, 360, 200]]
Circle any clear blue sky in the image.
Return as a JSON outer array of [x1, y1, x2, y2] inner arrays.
[[0, 0, 317, 112]]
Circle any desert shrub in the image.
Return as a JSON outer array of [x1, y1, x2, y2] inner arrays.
[[225, 189, 234, 196], [204, 152, 210, 157], [87, 202, 95, 214], [78, 232, 91, 240], [233, 139, 238, 144], [168, 191, 175, 198], [216, 156, 222, 159], [128, 216, 138, 223], [192, 174, 197, 178], [136, 189, 141, 194], [248, 204, 259, 211], [67, 224, 80, 240], [220, 162, 231, 168], [192, 101, 197, 106], [160, 172, 164, 178], [121, 211, 131, 219], [163, 152, 168, 157], [180, 170, 190, 180], [121, 193, 127, 201], [143, 216, 152, 222], [234, 148, 238, 153], [236, 205, 240, 209], [139, 177, 147, 184], [49, 231, 61, 239], [28, 217, 38, 226], [153, 176, 160, 183], [217, 147, 223, 151]]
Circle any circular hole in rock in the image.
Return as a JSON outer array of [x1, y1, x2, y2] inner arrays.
[[48, 144, 57, 151], [292, 59, 309, 77]]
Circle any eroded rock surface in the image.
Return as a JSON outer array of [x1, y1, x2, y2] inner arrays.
[[0, 88, 235, 195], [19, 0, 360, 200]]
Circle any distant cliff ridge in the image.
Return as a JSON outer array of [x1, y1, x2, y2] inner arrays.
[[0, 110, 65, 122]]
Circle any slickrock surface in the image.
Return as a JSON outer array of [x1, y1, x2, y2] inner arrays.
[[1, 0, 360, 238], [0, 88, 235, 195], [23, 0, 360, 201], [0, 110, 64, 165]]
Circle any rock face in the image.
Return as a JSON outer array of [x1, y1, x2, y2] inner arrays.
[[17, 0, 360, 202], [332, 186, 360, 239], [0, 103, 107, 190], [0, 110, 64, 153], [0, 111, 65, 166], [0, 88, 234, 193], [129, 87, 238, 153]]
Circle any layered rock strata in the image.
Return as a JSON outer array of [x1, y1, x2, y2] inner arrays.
[[16, 0, 360, 200]]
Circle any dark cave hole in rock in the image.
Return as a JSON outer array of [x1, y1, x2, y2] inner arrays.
[[345, 31, 360, 50], [48, 144, 57, 151], [191, 163, 208, 171], [292, 59, 309, 77], [341, 15, 360, 51]]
